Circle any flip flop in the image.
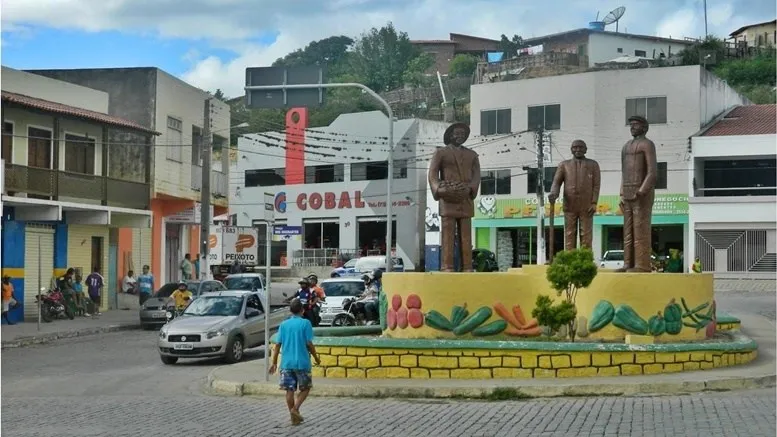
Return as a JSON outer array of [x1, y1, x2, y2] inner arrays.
[[290, 410, 304, 425]]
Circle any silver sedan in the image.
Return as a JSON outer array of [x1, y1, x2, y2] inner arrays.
[[157, 290, 288, 365]]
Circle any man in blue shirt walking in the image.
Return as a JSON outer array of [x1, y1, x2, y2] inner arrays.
[[269, 298, 320, 426], [137, 265, 155, 305]]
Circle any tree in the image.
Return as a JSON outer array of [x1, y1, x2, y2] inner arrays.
[[273, 35, 354, 67], [678, 35, 726, 68], [212, 89, 227, 101], [350, 22, 421, 91], [497, 34, 527, 59], [544, 248, 598, 341], [448, 54, 479, 78], [402, 53, 435, 87]]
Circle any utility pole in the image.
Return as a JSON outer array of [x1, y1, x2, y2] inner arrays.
[[199, 98, 213, 280], [536, 127, 546, 265], [703, 0, 708, 38]]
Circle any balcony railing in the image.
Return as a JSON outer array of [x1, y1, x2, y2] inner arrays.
[[3, 163, 150, 209], [191, 164, 228, 198], [475, 52, 588, 84]]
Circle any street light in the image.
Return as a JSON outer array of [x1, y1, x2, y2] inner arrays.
[[200, 118, 252, 280]]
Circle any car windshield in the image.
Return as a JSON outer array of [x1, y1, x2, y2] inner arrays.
[[343, 259, 357, 268], [183, 296, 243, 316], [322, 281, 365, 297], [225, 276, 263, 290], [155, 284, 178, 298], [604, 251, 624, 261]]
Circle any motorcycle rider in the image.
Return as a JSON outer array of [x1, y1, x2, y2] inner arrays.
[[307, 274, 326, 325], [355, 270, 380, 322], [169, 281, 193, 312], [289, 278, 320, 326]]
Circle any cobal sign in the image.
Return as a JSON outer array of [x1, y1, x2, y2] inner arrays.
[[296, 190, 367, 211]]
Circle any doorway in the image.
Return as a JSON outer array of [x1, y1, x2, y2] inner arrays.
[[357, 218, 396, 256], [165, 223, 181, 282], [91, 236, 103, 272]]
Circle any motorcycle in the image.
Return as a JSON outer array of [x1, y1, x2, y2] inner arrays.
[[332, 297, 379, 327], [284, 294, 323, 327], [36, 289, 75, 322], [164, 297, 191, 323]]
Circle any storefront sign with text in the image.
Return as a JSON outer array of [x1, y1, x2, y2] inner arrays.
[[294, 190, 411, 211], [474, 194, 689, 219]]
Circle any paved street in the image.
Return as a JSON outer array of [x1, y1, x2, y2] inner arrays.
[[1, 286, 775, 436]]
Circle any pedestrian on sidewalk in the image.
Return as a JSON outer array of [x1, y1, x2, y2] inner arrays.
[[73, 274, 87, 316], [269, 298, 321, 426], [2, 275, 18, 325], [122, 270, 137, 295], [180, 254, 193, 280], [137, 265, 154, 306], [86, 267, 104, 316]]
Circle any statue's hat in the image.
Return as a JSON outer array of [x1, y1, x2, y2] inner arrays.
[[627, 115, 649, 125], [443, 122, 470, 145]]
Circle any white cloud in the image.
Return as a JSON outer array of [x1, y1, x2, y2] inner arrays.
[[2, 0, 775, 96]]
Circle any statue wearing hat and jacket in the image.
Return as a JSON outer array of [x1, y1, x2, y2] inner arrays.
[[428, 123, 481, 272], [618, 115, 658, 273]]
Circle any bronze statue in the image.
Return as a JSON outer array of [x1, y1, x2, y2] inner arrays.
[[428, 123, 481, 272], [618, 115, 657, 272], [548, 140, 601, 251]]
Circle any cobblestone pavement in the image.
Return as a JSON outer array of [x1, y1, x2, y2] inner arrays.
[[1, 284, 775, 436]]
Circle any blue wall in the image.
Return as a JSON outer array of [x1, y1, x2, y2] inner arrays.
[[1, 220, 26, 323], [54, 223, 68, 276]]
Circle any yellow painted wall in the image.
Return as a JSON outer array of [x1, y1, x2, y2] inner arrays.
[[68, 225, 110, 311], [311, 346, 756, 379], [382, 265, 714, 342]]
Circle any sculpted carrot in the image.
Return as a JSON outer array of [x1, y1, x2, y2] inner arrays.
[[504, 325, 542, 337], [512, 305, 528, 327], [494, 302, 523, 329], [522, 318, 539, 329]]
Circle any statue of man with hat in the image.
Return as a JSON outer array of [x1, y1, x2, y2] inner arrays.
[[428, 123, 481, 272], [618, 115, 658, 272]]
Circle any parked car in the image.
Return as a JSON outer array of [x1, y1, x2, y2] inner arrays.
[[599, 250, 659, 271], [354, 256, 405, 274], [472, 249, 499, 272], [157, 290, 288, 365], [223, 273, 286, 307], [317, 278, 367, 326], [330, 258, 359, 278], [139, 280, 226, 329]]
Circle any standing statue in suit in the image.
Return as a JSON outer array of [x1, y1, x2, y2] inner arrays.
[[548, 140, 601, 251], [618, 115, 658, 272], [428, 123, 481, 272]]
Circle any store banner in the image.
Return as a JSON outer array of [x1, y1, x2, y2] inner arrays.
[[474, 194, 689, 219]]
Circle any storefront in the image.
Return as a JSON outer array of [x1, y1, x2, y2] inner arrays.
[[472, 193, 689, 267]]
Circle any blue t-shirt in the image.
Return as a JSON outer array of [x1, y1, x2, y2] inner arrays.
[[137, 274, 154, 294], [73, 283, 83, 293], [85, 273, 103, 298], [276, 316, 314, 371]]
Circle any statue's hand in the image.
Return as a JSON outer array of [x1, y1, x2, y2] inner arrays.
[[548, 193, 558, 204], [587, 204, 596, 215]]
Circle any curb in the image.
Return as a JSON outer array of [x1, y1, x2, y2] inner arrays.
[[1, 323, 141, 349], [206, 367, 776, 400]]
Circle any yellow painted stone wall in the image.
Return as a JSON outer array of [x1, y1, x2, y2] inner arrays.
[[382, 265, 715, 342], [310, 347, 757, 379]]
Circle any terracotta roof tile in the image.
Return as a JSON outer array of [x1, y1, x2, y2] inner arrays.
[[1, 91, 160, 135], [701, 104, 776, 136]]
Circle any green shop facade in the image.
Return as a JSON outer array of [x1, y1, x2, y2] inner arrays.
[[472, 194, 689, 268]]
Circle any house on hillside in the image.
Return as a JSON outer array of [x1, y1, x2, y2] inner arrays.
[[411, 33, 500, 74], [729, 19, 777, 49]]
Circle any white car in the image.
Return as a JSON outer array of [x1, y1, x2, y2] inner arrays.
[[354, 255, 405, 274], [317, 278, 367, 326], [223, 273, 286, 308], [600, 250, 625, 269]]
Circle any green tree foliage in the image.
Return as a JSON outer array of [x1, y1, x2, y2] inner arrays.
[[531, 295, 577, 337], [212, 89, 227, 101], [497, 34, 527, 59], [544, 248, 598, 341], [402, 53, 435, 87], [448, 54, 479, 78], [351, 22, 421, 91], [679, 35, 727, 67], [714, 53, 776, 103]]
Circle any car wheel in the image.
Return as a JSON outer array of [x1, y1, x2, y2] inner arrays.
[[160, 355, 178, 365], [223, 335, 244, 364]]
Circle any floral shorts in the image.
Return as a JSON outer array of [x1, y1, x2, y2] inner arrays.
[[279, 369, 312, 392]]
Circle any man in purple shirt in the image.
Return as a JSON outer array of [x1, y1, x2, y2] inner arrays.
[[85, 266, 104, 316]]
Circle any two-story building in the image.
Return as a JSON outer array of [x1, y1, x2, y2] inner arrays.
[[729, 19, 777, 50], [688, 104, 776, 278], [1, 67, 157, 321], [28, 68, 231, 284], [466, 64, 748, 269], [411, 33, 500, 75], [231, 108, 447, 273]]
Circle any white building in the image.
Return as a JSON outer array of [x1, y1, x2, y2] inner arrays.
[[468, 65, 748, 267], [688, 104, 776, 278], [524, 27, 694, 66], [231, 109, 448, 271]]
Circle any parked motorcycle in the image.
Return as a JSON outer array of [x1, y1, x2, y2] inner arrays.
[[332, 298, 378, 327], [36, 289, 75, 322]]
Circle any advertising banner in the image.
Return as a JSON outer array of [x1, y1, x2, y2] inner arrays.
[[474, 194, 689, 219]]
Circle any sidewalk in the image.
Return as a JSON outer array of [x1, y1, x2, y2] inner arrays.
[[1, 309, 140, 349], [206, 313, 776, 399]]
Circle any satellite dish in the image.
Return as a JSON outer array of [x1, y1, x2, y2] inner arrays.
[[603, 6, 626, 32]]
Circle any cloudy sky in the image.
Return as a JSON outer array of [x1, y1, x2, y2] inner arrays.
[[1, 0, 774, 97]]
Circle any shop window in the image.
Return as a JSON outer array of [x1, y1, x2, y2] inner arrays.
[[303, 221, 340, 249], [625, 97, 667, 125], [245, 168, 285, 187], [480, 109, 511, 136], [305, 164, 344, 183], [351, 160, 406, 181], [526, 166, 556, 194], [527, 104, 561, 130], [656, 162, 667, 189], [480, 169, 511, 195], [358, 219, 396, 256]]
